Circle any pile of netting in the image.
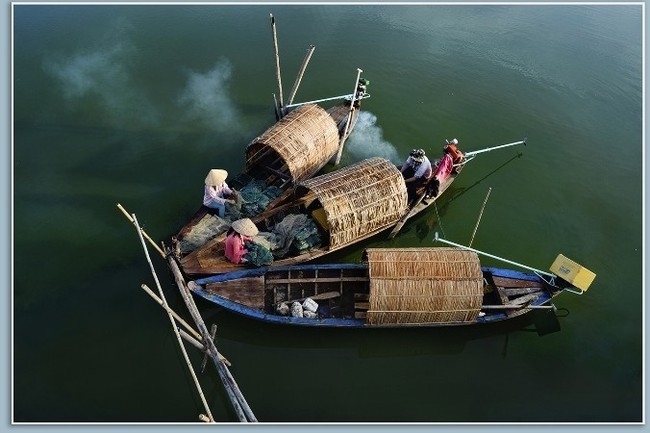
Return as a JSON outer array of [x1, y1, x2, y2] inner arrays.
[[238, 179, 283, 217], [268, 213, 322, 258], [243, 240, 274, 267], [246, 214, 321, 266]]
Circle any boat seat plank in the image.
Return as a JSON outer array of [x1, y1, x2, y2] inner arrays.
[[492, 276, 543, 289], [278, 291, 341, 306]]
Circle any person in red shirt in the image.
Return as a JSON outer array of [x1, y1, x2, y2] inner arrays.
[[225, 218, 259, 264]]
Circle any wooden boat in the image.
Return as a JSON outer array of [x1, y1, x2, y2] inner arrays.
[[173, 99, 364, 256], [387, 139, 527, 238], [173, 14, 368, 256], [176, 139, 527, 276], [177, 157, 409, 275], [187, 245, 595, 328]]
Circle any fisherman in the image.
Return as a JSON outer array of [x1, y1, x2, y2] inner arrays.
[[354, 78, 370, 108], [400, 148, 432, 202], [424, 140, 460, 199], [225, 218, 259, 264], [203, 168, 237, 218], [444, 138, 464, 170]]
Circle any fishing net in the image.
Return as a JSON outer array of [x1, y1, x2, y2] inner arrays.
[[178, 213, 230, 254], [243, 240, 274, 266], [238, 179, 284, 217], [267, 213, 322, 258]]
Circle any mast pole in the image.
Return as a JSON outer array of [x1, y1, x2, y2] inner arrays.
[[270, 14, 284, 114], [287, 45, 316, 106], [334, 68, 363, 165]]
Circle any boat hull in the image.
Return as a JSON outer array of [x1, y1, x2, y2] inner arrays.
[[188, 261, 560, 329]]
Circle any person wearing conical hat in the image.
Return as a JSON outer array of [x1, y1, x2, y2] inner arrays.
[[203, 168, 236, 218], [225, 218, 259, 264]]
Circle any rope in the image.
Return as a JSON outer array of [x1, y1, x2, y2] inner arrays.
[[433, 201, 446, 239], [469, 187, 491, 247]]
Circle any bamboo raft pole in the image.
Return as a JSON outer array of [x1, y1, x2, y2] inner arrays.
[[168, 256, 257, 422], [117, 203, 165, 258], [141, 284, 231, 366], [131, 214, 215, 423], [119, 204, 253, 421]]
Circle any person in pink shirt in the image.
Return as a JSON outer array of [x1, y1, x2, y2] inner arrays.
[[225, 218, 259, 264], [203, 168, 237, 218]]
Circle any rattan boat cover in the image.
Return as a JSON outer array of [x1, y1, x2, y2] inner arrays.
[[364, 247, 484, 325], [299, 158, 408, 249], [245, 104, 340, 183]]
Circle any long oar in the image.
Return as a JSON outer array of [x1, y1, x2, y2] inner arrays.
[[388, 192, 426, 239], [456, 139, 527, 167]]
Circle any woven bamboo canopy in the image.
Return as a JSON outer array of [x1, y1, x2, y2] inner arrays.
[[245, 104, 340, 183], [298, 158, 408, 249], [364, 247, 484, 325]]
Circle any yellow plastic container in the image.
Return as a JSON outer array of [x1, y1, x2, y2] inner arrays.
[[550, 254, 596, 291]]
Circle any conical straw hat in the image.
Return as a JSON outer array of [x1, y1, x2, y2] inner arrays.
[[231, 218, 259, 237], [205, 169, 228, 186]]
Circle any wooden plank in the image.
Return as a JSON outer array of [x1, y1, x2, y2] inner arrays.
[[355, 302, 369, 310], [354, 311, 368, 319], [265, 277, 368, 284], [354, 292, 369, 301], [493, 276, 543, 289], [206, 276, 265, 309], [502, 287, 543, 296], [495, 286, 510, 306], [278, 291, 341, 306], [508, 293, 539, 306]]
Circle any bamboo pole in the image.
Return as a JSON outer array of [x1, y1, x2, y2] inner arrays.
[[270, 14, 284, 112], [469, 187, 492, 247], [434, 232, 556, 278], [201, 324, 218, 373], [285, 93, 354, 109], [334, 68, 363, 165], [132, 214, 215, 423], [141, 284, 201, 341], [462, 139, 527, 158], [167, 256, 257, 422], [117, 203, 165, 258], [141, 284, 232, 366], [286, 45, 316, 106], [272, 93, 280, 121]]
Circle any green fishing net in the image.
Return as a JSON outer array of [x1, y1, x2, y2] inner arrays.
[[243, 240, 274, 266], [238, 179, 283, 217]]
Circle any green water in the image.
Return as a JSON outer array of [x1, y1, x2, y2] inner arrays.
[[12, 4, 643, 423]]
